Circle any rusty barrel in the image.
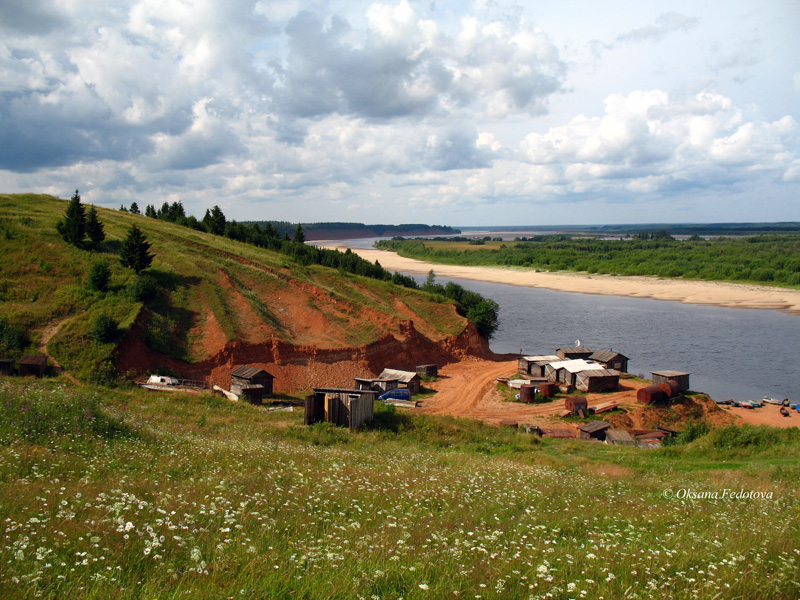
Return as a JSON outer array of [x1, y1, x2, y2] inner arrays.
[[637, 385, 668, 405], [539, 382, 557, 398], [658, 380, 682, 398], [519, 384, 537, 403], [565, 396, 588, 413]]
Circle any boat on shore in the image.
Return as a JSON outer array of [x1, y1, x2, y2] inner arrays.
[[136, 374, 209, 393]]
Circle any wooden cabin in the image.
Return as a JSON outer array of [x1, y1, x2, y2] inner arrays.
[[575, 368, 620, 393], [588, 350, 629, 373], [556, 347, 594, 360], [379, 368, 421, 395], [305, 388, 376, 430], [518, 355, 559, 377], [652, 370, 690, 392], [416, 364, 438, 378], [230, 366, 274, 398], [18, 354, 48, 377], [354, 377, 399, 393]]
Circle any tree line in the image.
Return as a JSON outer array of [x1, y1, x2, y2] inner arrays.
[[377, 234, 800, 286]]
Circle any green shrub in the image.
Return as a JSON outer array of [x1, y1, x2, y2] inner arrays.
[[127, 274, 159, 303], [710, 424, 800, 450], [0, 317, 30, 356], [87, 261, 112, 292], [91, 315, 119, 343]]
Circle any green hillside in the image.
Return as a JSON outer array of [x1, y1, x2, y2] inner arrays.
[[0, 194, 471, 383]]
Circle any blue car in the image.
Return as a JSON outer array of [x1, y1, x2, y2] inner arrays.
[[379, 389, 412, 402]]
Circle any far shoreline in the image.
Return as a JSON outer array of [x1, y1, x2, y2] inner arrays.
[[320, 243, 800, 315]]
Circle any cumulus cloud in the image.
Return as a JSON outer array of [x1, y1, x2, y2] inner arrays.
[[519, 89, 798, 197]]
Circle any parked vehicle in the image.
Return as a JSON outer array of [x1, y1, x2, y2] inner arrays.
[[379, 389, 412, 402]]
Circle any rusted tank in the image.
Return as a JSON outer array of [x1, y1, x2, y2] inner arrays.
[[539, 382, 556, 398], [659, 380, 681, 398], [637, 385, 668, 404], [565, 396, 588, 415], [519, 384, 537, 404]]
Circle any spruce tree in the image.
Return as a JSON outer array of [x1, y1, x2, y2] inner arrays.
[[85, 205, 105, 247], [119, 224, 154, 275], [130, 202, 140, 215], [294, 224, 306, 244], [56, 190, 86, 247]]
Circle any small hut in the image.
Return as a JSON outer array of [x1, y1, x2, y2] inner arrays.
[[575, 368, 620, 393], [652, 370, 690, 392], [379, 369, 421, 395], [556, 347, 594, 360], [524, 425, 577, 438], [18, 354, 48, 377], [578, 420, 611, 440], [354, 377, 399, 393], [0, 358, 15, 375], [564, 396, 588, 417], [416, 364, 438, 379], [545, 359, 604, 386], [605, 430, 636, 446], [518, 355, 559, 376], [230, 366, 274, 398], [305, 388, 376, 430], [588, 350, 629, 373]]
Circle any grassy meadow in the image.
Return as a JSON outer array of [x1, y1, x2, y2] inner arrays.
[[1, 377, 799, 599]]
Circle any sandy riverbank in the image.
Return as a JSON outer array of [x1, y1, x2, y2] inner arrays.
[[322, 244, 800, 315]]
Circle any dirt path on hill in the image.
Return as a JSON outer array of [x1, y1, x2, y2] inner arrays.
[[38, 319, 81, 385]]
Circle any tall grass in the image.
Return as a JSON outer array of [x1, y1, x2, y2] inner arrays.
[[1, 379, 798, 599]]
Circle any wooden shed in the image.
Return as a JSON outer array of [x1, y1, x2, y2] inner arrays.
[[578, 420, 611, 440], [239, 385, 264, 405], [518, 355, 559, 376], [354, 377, 399, 393], [605, 430, 636, 446], [305, 388, 376, 430], [652, 370, 690, 392], [556, 347, 594, 360], [575, 368, 620, 393], [545, 359, 604, 386], [379, 369, 421, 395], [564, 396, 588, 417], [588, 350, 629, 373], [18, 354, 48, 377], [416, 364, 438, 378], [0, 358, 14, 375], [230, 366, 274, 398]]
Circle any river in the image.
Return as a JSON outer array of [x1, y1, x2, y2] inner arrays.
[[322, 238, 800, 402]]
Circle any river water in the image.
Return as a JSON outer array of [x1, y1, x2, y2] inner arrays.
[[324, 238, 800, 402]]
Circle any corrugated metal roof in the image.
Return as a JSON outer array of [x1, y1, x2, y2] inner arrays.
[[589, 349, 628, 362], [230, 366, 274, 379], [548, 359, 606, 374], [521, 355, 559, 362], [557, 347, 594, 354], [379, 369, 420, 383]]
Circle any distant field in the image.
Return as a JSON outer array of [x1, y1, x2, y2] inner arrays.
[[377, 235, 800, 286], [1, 378, 798, 599]]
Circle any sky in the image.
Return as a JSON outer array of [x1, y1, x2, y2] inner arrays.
[[1, 0, 798, 226]]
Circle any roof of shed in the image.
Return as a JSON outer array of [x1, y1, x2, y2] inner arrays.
[[18, 354, 48, 365], [605, 430, 635, 443], [578, 420, 612, 433], [379, 369, 420, 383], [557, 347, 594, 354], [652, 370, 690, 377], [589, 349, 629, 362], [521, 354, 560, 362], [576, 368, 620, 379], [230, 366, 274, 379], [548, 359, 606, 374]]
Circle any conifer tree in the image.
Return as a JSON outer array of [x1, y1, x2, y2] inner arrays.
[[56, 190, 86, 247], [294, 224, 306, 244], [85, 205, 105, 247], [130, 202, 140, 215], [119, 224, 154, 275]]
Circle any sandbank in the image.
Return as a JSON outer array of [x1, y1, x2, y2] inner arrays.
[[322, 244, 800, 315]]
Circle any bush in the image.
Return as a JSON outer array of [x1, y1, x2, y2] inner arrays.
[[710, 424, 800, 450], [87, 261, 112, 292], [127, 274, 159, 303], [91, 315, 119, 343], [0, 317, 30, 355]]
